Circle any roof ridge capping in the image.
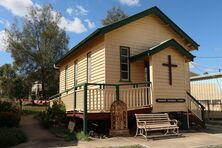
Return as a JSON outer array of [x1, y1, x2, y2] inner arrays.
[[55, 6, 198, 66], [130, 39, 195, 62]]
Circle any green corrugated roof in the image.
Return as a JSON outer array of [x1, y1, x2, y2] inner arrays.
[[130, 39, 195, 62], [56, 6, 198, 66]]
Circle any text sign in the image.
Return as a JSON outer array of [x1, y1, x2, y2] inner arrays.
[[68, 121, 75, 133], [156, 98, 185, 103]]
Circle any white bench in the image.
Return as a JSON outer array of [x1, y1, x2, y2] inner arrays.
[[135, 113, 180, 139]]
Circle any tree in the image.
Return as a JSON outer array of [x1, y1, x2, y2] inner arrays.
[[0, 64, 16, 99], [0, 64, 29, 99], [6, 5, 69, 99], [102, 6, 128, 26]]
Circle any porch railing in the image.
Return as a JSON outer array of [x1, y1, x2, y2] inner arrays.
[[187, 92, 205, 121], [49, 82, 151, 133]]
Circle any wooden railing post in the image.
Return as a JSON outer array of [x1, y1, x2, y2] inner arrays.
[[116, 85, 120, 101], [83, 83, 88, 134], [74, 86, 77, 110]]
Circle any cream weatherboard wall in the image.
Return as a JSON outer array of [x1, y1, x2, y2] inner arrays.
[[150, 47, 188, 112], [58, 37, 105, 111], [104, 14, 191, 112], [104, 14, 191, 84]]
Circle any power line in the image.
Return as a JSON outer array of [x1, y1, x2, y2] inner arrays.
[[190, 62, 221, 73], [196, 57, 222, 59], [193, 62, 220, 71]]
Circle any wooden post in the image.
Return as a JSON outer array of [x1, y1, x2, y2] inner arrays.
[[187, 110, 190, 129], [116, 85, 120, 101], [74, 86, 77, 110], [83, 83, 88, 134]]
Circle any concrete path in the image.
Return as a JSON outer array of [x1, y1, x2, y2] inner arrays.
[[13, 115, 77, 148], [68, 124, 222, 148]]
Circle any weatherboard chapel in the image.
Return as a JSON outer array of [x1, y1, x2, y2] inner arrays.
[[50, 6, 203, 132]]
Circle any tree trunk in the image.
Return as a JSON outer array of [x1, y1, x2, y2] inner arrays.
[[41, 67, 46, 99]]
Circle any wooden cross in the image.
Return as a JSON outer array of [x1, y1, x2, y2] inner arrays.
[[162, 55, 178, 85]]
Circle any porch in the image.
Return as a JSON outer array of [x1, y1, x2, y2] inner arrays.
[[49, 82, 205, 134], [50, 82, 152, 112], [49, 82, 152, 132]]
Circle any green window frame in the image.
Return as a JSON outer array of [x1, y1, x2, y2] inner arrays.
[[120, 46, 130, 81]]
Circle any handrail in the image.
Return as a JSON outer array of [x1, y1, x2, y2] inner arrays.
[[49, 82, 86, 99], [49, 82, 151, 100], [186, 91, 205, 110]]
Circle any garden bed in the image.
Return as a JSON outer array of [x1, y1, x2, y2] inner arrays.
[[0, 127, 27, 148]]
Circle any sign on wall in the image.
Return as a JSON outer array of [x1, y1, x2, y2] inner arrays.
[[156, 98, 185, 103]]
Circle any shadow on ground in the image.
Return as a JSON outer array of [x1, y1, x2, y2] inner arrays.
[[12, 115, 79, 148]]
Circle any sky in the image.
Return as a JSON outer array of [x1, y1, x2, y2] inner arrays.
[[0, 0, 222, 74]]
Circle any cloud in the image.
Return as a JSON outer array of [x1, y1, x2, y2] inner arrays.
[[84, 19, 95, 29], [66, 8, 73, 15], [66, 5, 88, 16], [0, 0, 33, 17], [119, 0, 140, 6], [0, 30, 8, 51], [59, 17, 87, 34], [0, 18, 10, 28], [0, 1, 89, 34]]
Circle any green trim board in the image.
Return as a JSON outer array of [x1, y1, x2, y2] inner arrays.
[[55, 6, 199, 66], [130, 39, 195, 62]]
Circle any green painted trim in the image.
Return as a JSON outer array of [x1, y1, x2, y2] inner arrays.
[[55, 6, 199, 66], [115, 85, 120, 101], [83, 83, 88, 134], [130, 39, 195, 62]]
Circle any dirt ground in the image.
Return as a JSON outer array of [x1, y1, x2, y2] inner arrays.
[[14, 115, 222, 148], [13, 115, 77, 148]]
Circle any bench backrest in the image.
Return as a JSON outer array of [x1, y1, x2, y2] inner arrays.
[[135, 113, 171, 125]]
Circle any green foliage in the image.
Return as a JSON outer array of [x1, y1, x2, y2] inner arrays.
[[0, 112, 21, 127], [40, 100, 67, 128], [102, 6, 128, 26], [49, 127, 89, 141], [21, 109, 43, 115], [0, 64, 30, 99], [76, 131, 90, 141], [65, 132, 77, 141], [0, 101, 21, 127], [49, 127, 70, 138], [6, 4, 69, 98], [0, 127, 27, 148]]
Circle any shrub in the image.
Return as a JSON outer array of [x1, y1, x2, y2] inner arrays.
[[40, 100, 67, 128], [0, 112, 21, 127], [0, 101, 19, 113], [0, 101, 21, 127], [0, 127, 27, 148], [76, 131, 90, 141]]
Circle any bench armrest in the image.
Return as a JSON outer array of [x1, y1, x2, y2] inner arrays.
[[170, 119, 178, 125], [137, 121, 147, 127]]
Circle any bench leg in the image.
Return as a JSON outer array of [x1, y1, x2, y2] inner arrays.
[[145, 129, 148, 140], [164, 129, 169, 135], [135, 127, 139, 137]]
